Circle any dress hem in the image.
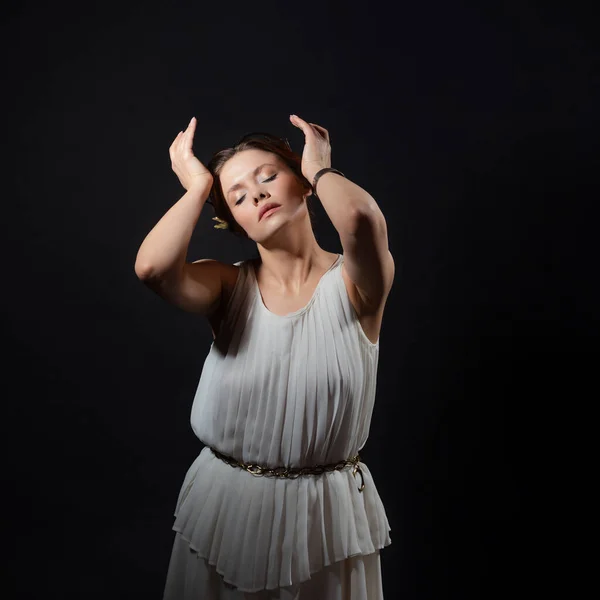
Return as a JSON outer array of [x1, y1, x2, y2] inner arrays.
[[171, 527, 392, 593]]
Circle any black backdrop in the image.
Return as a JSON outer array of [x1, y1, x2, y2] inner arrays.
[[4, 1, 597, 598]]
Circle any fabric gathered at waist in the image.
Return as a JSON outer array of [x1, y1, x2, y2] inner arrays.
[[208, 445, 365, 492], [172, 445, 392, 591]]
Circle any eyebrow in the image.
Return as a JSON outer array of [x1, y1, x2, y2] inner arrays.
[[226, 163, 278, 197]]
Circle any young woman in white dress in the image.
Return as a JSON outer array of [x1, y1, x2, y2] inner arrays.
[[135, 114, 395, 599]]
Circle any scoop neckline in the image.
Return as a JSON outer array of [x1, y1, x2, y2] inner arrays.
[[250, 254, 342, 319]]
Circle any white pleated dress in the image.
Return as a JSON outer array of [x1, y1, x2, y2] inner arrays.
[[163, 253, 392, 599]]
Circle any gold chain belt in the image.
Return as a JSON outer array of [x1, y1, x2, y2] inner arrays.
[[208, 446, 365, 493]]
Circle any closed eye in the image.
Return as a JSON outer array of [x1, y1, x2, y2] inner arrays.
[[235, 174, 277, 205]]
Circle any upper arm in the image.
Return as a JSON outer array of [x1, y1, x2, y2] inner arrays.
[[139, 259, 226, 317], [340, 213, 395, 311]]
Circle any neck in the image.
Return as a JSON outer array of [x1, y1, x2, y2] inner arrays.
[[254, 245, 335, 290]]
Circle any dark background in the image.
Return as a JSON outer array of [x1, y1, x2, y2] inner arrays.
[[3, 1, 597, 598]]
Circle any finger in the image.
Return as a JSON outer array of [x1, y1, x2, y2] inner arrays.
[[310, 123, 327, 135], [183, 118, 195, 148], [310, 123, 329, 141], [290, 114, 314, 137], [170, 131, 183, 156], [174, 131, 184, 154], [171, 131, 183, 148], [178, 117, 193, 148]]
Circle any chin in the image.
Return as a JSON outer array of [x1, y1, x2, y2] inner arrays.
[[252, 216, 290, 243]]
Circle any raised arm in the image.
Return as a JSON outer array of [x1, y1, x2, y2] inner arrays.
[[134, 117, 228, 317]]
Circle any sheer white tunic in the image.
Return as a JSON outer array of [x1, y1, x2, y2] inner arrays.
[[170, 254, 391, 593]]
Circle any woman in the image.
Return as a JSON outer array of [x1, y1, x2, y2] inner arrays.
[[135, 114, 395, 599]]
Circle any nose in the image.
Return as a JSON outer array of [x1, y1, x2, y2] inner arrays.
[[254, 191, 270, 203]]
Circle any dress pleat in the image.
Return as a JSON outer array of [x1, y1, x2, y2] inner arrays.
[[164, 531, 384, 600]]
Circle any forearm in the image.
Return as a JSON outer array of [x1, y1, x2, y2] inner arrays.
[[134, 183, 211, 280], [310, 170, 386, 235]]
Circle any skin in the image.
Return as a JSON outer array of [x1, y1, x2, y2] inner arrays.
[[219, 148, 336, 292]]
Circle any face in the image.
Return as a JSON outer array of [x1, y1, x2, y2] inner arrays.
[[219, 149, 310, 241]]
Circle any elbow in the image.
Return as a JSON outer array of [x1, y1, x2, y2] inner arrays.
[[348, 204, 387, 237], [354, 198, 386, 227], [134, 261, 155, 281]]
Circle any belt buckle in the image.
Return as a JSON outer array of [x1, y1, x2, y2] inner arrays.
[[352, 463, 365, 493]]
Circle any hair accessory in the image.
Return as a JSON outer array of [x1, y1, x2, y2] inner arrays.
[[311, 168, 345, 199], [212, 216, 229, 229]]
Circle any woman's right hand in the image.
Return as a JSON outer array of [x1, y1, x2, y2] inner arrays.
[[169, 117, 214, 191]]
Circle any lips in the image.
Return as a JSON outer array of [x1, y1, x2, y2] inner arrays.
[[259, 202, 281, 221]]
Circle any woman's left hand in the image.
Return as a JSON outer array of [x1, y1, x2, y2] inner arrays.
[[289, 114, 331, 184]]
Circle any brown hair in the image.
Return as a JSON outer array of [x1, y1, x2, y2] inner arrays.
[[205, 132, 316, 238]]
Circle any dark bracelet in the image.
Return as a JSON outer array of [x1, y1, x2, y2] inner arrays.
[[311, 168, 345, 198]]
